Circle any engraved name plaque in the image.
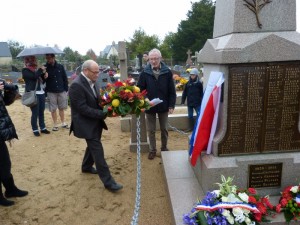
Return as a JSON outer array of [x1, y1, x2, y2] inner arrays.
[[248, 163, 282, 188], [219, 62, 300, 155]]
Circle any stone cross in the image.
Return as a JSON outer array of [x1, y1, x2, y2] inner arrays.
[[186, 49, 193, 66], [118, 41, 128, 80]]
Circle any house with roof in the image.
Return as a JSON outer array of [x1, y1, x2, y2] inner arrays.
[[100, 41, 119, 59], [0, 42, 12, 65]]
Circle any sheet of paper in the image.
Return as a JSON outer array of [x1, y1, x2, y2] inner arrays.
[[150, 98, 163, 106]]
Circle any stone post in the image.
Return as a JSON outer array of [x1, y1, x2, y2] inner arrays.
[[118, 41, 149, 152], [130, 112, 149, 153]]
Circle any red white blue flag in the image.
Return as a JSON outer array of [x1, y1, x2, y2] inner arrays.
[[189, 72, 224, 166]]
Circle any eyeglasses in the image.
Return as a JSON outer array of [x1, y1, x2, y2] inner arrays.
[[88, 68, 99, 74], [149, 57, 160, 61]]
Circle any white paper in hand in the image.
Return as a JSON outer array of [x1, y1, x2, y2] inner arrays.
[[150, 98, 163, 107]]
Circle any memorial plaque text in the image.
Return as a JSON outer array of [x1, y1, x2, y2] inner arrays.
[[248, 163, 282, 188], [219, 62, 300, 155]]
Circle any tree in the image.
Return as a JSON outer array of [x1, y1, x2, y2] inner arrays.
[[126, 28, 160, 59], [86, 49, 97, 61], [7, 40, 25, 59], [171, 0, 215, 63]]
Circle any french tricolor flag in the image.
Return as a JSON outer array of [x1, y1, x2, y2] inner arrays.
[[189, 72, 224, 166]]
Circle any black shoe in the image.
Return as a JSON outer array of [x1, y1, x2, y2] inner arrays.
[[33, 131, 40, 136], [5, 189, 28, 198], [161, 148, 169, 151], [82, 167, 97, 174], [41, 129, 50, 134], [105, 183, 123, 192], [148, 152, 156, 160], [0, 197, 14, 207]]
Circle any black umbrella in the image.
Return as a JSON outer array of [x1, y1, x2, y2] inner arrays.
[[17, 46, 64, 58]]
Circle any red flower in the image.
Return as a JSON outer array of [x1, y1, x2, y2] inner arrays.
[[262, 197, 274, 209], [275, 204, 282, 213], [248, 188, 257, 194], [280, 198, 288, 207], [254, 212, 262, 221], [248, 196, 257, 204], [256, 202, 267, 215], [114, 81, 124, 87]]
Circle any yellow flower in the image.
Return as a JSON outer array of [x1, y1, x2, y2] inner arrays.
[[112, 99, 120, 107], [139, 100, 144, 107]]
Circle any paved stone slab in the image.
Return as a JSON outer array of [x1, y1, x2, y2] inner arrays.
[[161, 151, 292, 225]]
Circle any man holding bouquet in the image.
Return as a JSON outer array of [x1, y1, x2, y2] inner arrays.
[[68, 60, 123, 192]]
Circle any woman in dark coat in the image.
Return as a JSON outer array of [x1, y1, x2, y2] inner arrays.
[[181, 68, 203, 132], [0, 80, 28, 207], [22, 55, 50, 136]]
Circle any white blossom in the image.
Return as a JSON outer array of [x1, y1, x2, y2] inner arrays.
[[226, 193, 241, 203], [212, 190, 220, 197], [290, 186, 299, 193], [238, 192, 249, 203]]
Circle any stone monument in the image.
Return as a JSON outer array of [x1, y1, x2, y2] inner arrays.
[[196, 0, 300, 196], [118, 41, 150, 153]]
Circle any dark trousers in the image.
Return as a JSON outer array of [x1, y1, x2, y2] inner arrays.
[[0, 141, 12, 180], [187, 105, 200, 119], [82, 138, 114, 187], [146, 112, 169, 152], [30, 94, 46, 132]]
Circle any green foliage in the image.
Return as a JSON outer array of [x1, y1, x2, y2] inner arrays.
[[126, 28, 160, 59], [7, 40, 25, 59], [171, 0, 215, 63]]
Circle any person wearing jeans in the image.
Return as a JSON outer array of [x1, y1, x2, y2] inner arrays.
[[181, 68, 203, 132], [22, 55, 51, 136]]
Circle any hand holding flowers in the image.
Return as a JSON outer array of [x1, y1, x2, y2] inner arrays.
[[100, 79, 152, 117]]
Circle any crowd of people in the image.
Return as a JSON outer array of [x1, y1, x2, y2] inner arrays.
[[0, 48, 204, 207]]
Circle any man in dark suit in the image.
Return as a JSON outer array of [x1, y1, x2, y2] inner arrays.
[[69, 60, 123, 192]]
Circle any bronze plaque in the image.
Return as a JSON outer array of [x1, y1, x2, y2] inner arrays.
[[248, 163, 282, 188], [219, 62, 300, 155]]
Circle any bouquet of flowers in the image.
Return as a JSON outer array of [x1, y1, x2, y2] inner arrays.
[[100, 79, 151, 117], [279, 184, 300, 222], [183, 175, 280, 225]]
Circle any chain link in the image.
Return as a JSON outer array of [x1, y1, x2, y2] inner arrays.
[[131, 116, 141, 225], [167, 122, 191, 136], [130, 118, 188, 224]]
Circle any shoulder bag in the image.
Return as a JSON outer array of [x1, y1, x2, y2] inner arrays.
[[22, 80, 38, 107]]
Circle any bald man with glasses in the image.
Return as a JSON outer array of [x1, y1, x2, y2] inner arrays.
[[68, 60, 123, 192]]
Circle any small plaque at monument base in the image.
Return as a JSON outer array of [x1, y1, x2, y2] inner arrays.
[[248, 163, 282, 188]]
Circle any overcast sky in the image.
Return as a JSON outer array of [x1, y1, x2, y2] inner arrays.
[[1, 0, 300, 55], [1, 0, 197, 55]]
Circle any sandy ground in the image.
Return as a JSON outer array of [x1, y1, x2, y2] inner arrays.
[[0, 100, 189, 225]]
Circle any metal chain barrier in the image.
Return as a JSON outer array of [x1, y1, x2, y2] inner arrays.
[[168, 122, 190, 136], [131, 115, 142, 225], [130, 118, 188, 224]]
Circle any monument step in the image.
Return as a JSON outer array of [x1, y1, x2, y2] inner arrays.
[[120, 112, 193, 132], [161, 150, 292, 225]]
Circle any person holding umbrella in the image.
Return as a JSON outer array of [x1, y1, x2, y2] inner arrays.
[[44, 54, 69, 131], [22, 56, 51, 136]]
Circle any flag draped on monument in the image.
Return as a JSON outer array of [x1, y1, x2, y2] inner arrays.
[[189, 72, 225, 166]]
